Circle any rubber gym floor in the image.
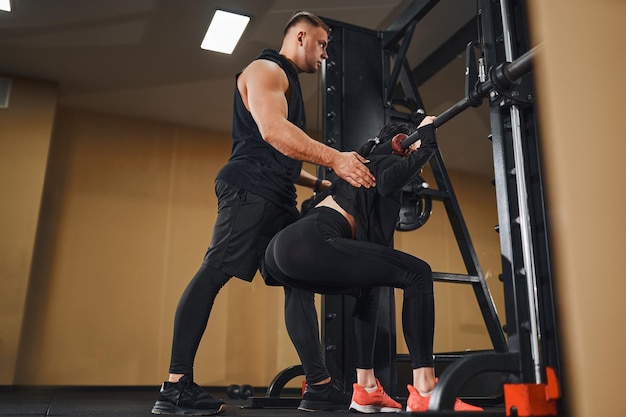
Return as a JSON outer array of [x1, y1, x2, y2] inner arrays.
[[0, 385, 520, 417]]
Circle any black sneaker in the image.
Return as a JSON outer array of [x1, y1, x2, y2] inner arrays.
[[298, 378, 352, 412], [151, 375, 226, 415]]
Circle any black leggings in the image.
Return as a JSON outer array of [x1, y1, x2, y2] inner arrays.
[[169, 182, 330, 383], [265, 207, 435, 369], [168, 262, 231, 376], [169, 260, 330, 384]]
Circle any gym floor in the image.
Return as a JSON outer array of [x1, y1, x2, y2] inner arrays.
[[0, 386, 510, 417]]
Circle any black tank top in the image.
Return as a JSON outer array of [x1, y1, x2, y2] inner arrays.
[[216, 49, 305, 214]]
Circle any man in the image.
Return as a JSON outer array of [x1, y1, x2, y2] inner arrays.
[[151, 11, 375, 416]]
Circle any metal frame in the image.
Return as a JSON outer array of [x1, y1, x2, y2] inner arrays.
[[477, 0, 562, 387], [381, 0, 508, 355], [319, 0, 508, 398], [253, 2, 562, 413], [320, 17, 398, 394], [426, 0, 562, 411]]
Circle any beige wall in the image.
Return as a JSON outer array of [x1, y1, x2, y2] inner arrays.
[[13, 107, 301, 386], [2, 2, 625, 415], [0, 78, 58, 385], [395, 167, 504, 354], [526, 1, 626, 417], [1, 88, 503, 387]]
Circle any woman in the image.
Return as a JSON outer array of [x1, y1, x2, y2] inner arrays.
[[263, 116, 482, 413]]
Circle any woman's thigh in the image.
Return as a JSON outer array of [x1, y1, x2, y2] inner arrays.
[[270, 221, 428, 291]]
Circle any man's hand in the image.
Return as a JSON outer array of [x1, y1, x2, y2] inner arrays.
[[332, 152, 376, 188]]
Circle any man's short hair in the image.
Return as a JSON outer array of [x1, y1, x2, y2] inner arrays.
[[284, 11, 330, 35]]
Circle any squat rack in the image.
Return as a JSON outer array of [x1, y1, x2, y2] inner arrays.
[[250, 1, 562, 415]]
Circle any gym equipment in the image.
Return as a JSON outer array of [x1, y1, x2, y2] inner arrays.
[[226, 384, 255, 400], [395, 175, 432, 231], [383, 1, 560, 414], [398, 47, 538, 150], [254, 1, 562, 415], [226, 384, 239, 399]]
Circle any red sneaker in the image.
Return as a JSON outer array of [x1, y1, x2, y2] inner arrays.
[[406, 384, 484, 412], [406, 384, 430, 412], [349, 379, 402, 413]]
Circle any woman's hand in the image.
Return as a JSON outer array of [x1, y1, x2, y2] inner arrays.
[[409, 139, 422, 152], [418, 115, 436, 128]]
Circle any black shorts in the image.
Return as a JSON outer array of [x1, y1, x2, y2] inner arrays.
[[204, 179, 298, 281]]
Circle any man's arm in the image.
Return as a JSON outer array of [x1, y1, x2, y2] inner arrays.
[[237, 59, 375, 188]]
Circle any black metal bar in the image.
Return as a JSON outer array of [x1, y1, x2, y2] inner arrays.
[[429, 151, 508, 352], [399, 45, 539, 149], [265, 365, 304, 397], [504, 46, 536, 82], [433, 97, 471, 128], [428, 352, 521, 411], [478, 46, 536, 97], [321, 19, 395, 395], [383, 0, 439, 48], [385, 19, 418, 104], [398, 59, 425, 110], [244, 365, 305, 409], [412, 17, 478, 86], [433, 273, 481, 283]]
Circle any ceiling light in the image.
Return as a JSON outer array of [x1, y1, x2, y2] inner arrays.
[[201, 10, 250, 54], [0, 0, 11, 12]]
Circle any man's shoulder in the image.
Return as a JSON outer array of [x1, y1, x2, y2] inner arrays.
[[240, 54, 285, 84], [256, 49, 297, 78], [239, 49, 280, 74], [256, 48, 280, 60], [253, 49, 284, 68], [245, 49, 286, 71]]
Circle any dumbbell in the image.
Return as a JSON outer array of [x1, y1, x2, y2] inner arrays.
[[226, 384, 255, 399]]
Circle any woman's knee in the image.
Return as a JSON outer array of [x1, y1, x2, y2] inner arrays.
[[404, 261, 433, 297]]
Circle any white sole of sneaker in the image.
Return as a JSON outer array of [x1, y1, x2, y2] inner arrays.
[[349, 401, 401, 413]]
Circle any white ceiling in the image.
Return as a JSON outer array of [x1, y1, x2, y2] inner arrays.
[[0, 0, 495, 177]]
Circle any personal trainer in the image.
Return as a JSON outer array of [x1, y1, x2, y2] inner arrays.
[[152, 11, 375, 416]]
